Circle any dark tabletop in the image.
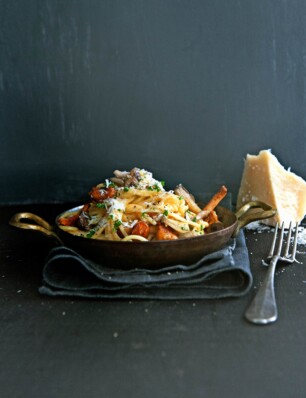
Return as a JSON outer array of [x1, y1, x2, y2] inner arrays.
[[1, 204, 306, 398]]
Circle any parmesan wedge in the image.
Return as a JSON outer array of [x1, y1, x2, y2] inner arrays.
[[236, 150, 306, 227]]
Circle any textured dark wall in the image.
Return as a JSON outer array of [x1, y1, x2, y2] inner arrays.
[[1, 0, 306, 204]]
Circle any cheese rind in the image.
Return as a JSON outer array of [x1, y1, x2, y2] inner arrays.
[[236, 150, 306, 227]]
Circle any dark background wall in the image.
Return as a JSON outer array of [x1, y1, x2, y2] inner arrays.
[[1, 0, 306, 204]]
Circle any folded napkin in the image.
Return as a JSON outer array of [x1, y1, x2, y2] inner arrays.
[[39, 230, 252, 300]]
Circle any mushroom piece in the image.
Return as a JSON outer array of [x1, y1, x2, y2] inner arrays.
[[109, 177, 125, 186], [110, 170, 129, 186], [195, 209, 211, 220], [174, 184, 202, 214], [110, 168, 140, 187], [78, 204, 104, 231], [124, 168, 141, 186], [78, 209, 91, 230], [205, 222, 224, 234], [113, 170, 130, 178]]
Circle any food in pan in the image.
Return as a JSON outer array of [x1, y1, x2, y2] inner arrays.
[[58, 168, 228, 241], [236, 149, 306, 227]]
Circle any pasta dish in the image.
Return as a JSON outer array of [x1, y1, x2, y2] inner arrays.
[[58, 168, 227, 241]]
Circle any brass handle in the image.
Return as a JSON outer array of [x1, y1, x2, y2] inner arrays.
[[233, 201, 277, 236], [9, 212, 63, 244]]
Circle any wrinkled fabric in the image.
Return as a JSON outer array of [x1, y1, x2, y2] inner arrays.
[[39, 231, 252, 300]]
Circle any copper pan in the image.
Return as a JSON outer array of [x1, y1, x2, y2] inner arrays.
[[9, 201, 276, 269]]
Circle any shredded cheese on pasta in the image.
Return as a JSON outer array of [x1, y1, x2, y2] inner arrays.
[[58, 168, 211, 241]]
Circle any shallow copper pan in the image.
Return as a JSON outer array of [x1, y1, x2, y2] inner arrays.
[[9, 201, 276, 269]]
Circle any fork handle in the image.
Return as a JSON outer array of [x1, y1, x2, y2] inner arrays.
[[245, 256, 279, 324]]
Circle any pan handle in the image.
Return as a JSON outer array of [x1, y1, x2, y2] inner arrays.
[[9, 212, 63, 244], [233, 201, 277, 236]]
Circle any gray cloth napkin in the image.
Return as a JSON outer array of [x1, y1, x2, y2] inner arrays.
[[39, 230, 252, 300]]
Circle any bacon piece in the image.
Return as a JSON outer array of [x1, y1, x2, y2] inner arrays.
[[90, 186, 116, 202], [203, 186, 227, 212], [131, 221, 150, 238], [204, 210, 219, 224], [58, 203, 91, 228], [58, 213, 79, 226], [156, 224, 178, 240]]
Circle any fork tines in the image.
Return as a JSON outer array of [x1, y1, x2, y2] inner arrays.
[[268, 221, 299, 263]]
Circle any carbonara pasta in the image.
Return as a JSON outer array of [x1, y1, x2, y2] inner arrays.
[[58, 168, 227, 241]]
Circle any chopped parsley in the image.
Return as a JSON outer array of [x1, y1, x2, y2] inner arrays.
[[86, 230, 95, 239], [163, 210, 169, 217], [96, 203, 106, 208], [124, 186, 130, 192], [114, 220, 122, 229], [147, 183, 161, 192]]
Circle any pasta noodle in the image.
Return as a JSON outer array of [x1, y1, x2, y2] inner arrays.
[[58, 168, 227, 241]]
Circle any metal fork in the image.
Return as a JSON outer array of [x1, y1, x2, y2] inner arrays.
[[245, 221, 299, 325]]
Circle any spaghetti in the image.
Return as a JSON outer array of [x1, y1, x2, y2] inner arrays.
[[58, 168, 227, 241]]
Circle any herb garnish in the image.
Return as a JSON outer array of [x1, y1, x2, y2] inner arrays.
[[86, 230, 95, 239], [114, 220, 122, 229], [147, 183, 161, 192]]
